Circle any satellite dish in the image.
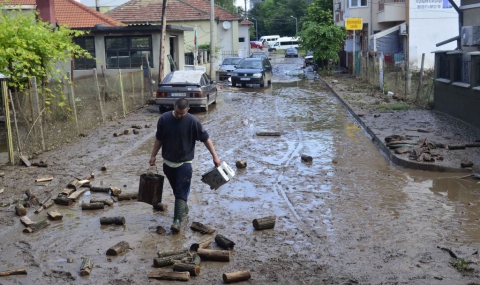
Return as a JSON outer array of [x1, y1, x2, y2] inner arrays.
[[222, 21, 231, 30]]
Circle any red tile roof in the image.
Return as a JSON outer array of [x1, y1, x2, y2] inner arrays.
[[106, 0, 241, 24], [3, 0, 123, 28], [240, 19, 253, 26]]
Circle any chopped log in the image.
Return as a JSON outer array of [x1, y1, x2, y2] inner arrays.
[[66, 179, 81, 190], [27, 197, 40, 208], [67, 258, 74, 263], [235, 160, 247, 169], [90, 186, 111, 193], [68, 188, 88, 201], [83, 172, 95, 180], [157, 248, 190, 258], [25, 189, 34, 199], [113, 132, 123, 137], [256, 131, 281, 136], [23, 219, 49, 233], [81, 202, 104, 210], [0, 268, 27, 276], [153, 253, 191, 268], [117, 193, 137, 201], [222, 270, 251, 283], [301, 154, 313, 162], [190, 236, 214, 252], [448, 144, 466, 150], [0, 172, 4, 177], [133, 129, 140, 135], [35, 177, 53, 183], [31, 162, 48, 167], [20, 155, 31, 167], [39, 194, 52, 206], [106, 241, 130, 256], [253, 215, 276, 230], [215, 234, 236, 249], [100, 216, 125, 225], [110, 187, 121, 196], [124, 129, 132, 135], [80, 258, 94, 276], [42, 200, 54, 210], [131, 124, 143, 129], [53, 197, 73, 206], [147, 270, 190, 281], [461, 161, 474, 168], [60, 188, 75, 196], [190, 221, 215, 234], [173, 263, 200, 276], [145, 123, 151, 128], [47, 210, 63, 221], [156, 226, 166, 234], [20, 216, 34, 226], [466, 143, 480, 147], [90, 199, 113, 207], [153, 203, 168, 211], [15, 203, 26, 216], [100, 164, 108, 171], [196, 248, 230, 262]]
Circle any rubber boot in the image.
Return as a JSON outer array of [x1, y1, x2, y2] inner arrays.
[[184, 202, 189, 215], [171, 199, 185, 233]]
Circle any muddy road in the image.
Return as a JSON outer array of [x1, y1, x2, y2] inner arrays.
[[1, 54, 480, 285]]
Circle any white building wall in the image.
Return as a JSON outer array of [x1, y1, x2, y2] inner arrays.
[[217, 21, 235, 52], [408, 0, 459, 69]]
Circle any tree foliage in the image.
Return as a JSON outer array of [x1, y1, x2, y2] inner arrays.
[[214, 0, 237, 14], [0, 6, 89, 91]]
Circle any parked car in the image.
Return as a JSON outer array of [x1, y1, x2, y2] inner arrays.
[[303, 51, 318, 70], [250, 41, 263, 49], [155, 70, 217, 112], [218, 57, 244, 81], [230, 58, 273, 88], [285, 48, 298, 58], [249, 52, 271, 61]]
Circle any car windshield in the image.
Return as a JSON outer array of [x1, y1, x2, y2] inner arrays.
[[251, 54, 265, 58], [162, 71, 202, 84], [238, 60, 262, 69], [222, 58, 243, 65], [287, 48, 296, 53]]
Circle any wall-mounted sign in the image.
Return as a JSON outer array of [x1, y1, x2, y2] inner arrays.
[[345, 18, 363, 30]]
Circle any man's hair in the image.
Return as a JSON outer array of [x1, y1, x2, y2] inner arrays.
[[175, 98, 189, 110]]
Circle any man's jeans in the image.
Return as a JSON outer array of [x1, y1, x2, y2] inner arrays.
[[163, 163, 192, 201]]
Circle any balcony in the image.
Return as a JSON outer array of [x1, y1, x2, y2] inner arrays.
[[378, 0, 406, 23]]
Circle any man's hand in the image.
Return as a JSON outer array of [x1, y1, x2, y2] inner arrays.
[[213, 157, 221, 167], [149, 156, 156, 166]]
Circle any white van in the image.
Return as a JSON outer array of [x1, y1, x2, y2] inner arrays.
[[268, 37, 300, 51], [258, 35, 280, 48]]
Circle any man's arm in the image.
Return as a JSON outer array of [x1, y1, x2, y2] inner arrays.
[[203, 139, 221, 167], [149, 139, 162, 166]]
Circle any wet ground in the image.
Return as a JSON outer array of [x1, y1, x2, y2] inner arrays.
[[1, 54, 480, 284]]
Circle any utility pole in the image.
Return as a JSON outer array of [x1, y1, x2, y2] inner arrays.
[[210, 0, 215, 79], [158, 0, 167, 85]]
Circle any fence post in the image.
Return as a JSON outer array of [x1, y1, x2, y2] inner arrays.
[[66, 72, 79, 134], [8, 89, 22, 155], [30, 76, 45, 150], [131, 72, 135, 109], [379, 53, 384, 92], [118, 69, 126, 117], [416, 53, 425, 103], [1, 80, 14, 163], [93, 68, 105, 122], [140, 65, 144, 107]]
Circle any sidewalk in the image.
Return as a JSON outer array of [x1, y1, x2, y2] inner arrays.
[[322, 74, 480, 173]]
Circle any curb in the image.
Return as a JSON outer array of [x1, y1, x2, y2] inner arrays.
[[320, 77, 470, 173]]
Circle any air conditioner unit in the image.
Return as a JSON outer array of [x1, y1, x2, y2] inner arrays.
[[461, 26, 480, 46], [399, 23, 407, 36]]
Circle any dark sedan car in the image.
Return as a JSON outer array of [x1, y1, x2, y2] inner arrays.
[[285, 48, 298, 58], [230, 58, 273, 88], [155, 70, 217, 112], [249, 52, 270, 61], [218, 57, 244, 81]]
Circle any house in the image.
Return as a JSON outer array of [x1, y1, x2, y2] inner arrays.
[[433, 0, 480, 127], [334, 0, 459, 70], [105, 0, 252, 76], [3, 0, 192, 81]]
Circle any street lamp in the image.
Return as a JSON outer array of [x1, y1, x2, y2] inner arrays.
[[251, 17, 258, 40], [290, 16, 298, 35]]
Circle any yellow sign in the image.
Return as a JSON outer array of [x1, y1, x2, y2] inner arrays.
[[345, 18, 363, 30]]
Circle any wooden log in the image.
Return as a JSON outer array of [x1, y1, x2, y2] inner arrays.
[[60, 188, 75, 196], [110, 187, 122, 196], [131, 124, 143, 129], [153, 253, 191, 268], [256, 131, 281, 136], [222, 270, 251, 283], [156, 226, 166, 234], [90, 199, 113, 206], [147, 270, 190, 281], [196, 248, 230, 262], [80, 257, 93, 276], [448, 144, 466, 150], [23, 219, 49, 233], [100, 164, 108, 171], [31, 162, 48, 167], [113, 132, 123, 137], [20, 216, 34, 226], [83, 172, 95, 180], [133, 129, 139, 135], [66, 179, 81, 190], [90, 186, 111, 193], [106, 241, 130, 256], [301, 154, 313, 162], [153, 203, 168, 211], [0, 172, 4, 177], [68, 188, 88, 201], [175, 253, 201, 265], [157, 248, 190, 258], [123, 129, 132, 135], [20, 155, 31, 167], [215, 234, 236, 249], [15, 203, 26, 216], [253, 215, 276, 230], [235, 160, 247, 169], [190, 236, 214, 252], [145, 123, 152, 128], [42, 200, 54, 210], [0, 268, 27, 276], [100, 216, 125, 225], [35, 177, 53, 183], [117, 193, 137, 201], [173, 263, 200, 276], [81, 202, 104, 210], [190, 221, 215, 234], [39, 194, 52, 206], [466, 143, 480, 148], [53, 197, 73, 206], [47, 210, 63, 221], [25, 189, 35, 199], [461, 161, 474, 168]]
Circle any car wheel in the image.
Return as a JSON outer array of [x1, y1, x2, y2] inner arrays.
[[231, 80, 237, 87], [262, 80, 268, 88], [241, 83, 246, 87], [212, 90, 217, 104]]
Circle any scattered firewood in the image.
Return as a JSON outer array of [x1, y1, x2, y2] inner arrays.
[[59, 188, 75, 196], [190, 236, 214, 252], [100, 216, 125, 225], [256, 131, 281, 136], [215, 234, 236, 249], [110, 187, 121, 196], [147, 270, 190, 281], [0, 268, 27, 277], [157, 248, 190, 258], [100, 164, 108, 171], [117, 193, 137, 201], [253, 215, 276, 230], [19, 155, 31, 167], [448, 144, 466, 150], [173, 263, 200, 276], [83, 172, 95, 180], [124, 129, 132, 135], [25, 189, 35, 199], [106, 241, 130, 256], [222, 270, 251, 283], [133, 129, 140, 135], [67, 258, 73, 263], [31, 162, 48, 167], [190, 221, 215, 234], [196, 248, 230, 262], [15, 203, 26, 216], [35, 200, 54, 213], [90, 199, 114, 207], [235, 160, 247, 169], [20, 216, 34, 226], [156, 226, 166, 234], [131, 124, 143, 129], [80, 257, 94, 276], [301, 154, 313, 162], [466, 143, 480, 147], [27, 197, 40, 208], [68, 188, 88, 201], [81, 202, 104, 210], [153, 253, 191, 268], [23, 219, 49, 233], [183, 253, 201, 265], [35, 177, 53, 183], [113, 132, 123, 137], [145, 123, 152, 128], [90, 186, 111, 193], [461, 161, 474, 168], [66, 179, 88, 191], [0, 172, 4, 177], [39, 194, 53, 206], [153, 203, 168, 211], [47, 210, 63, 221], [53, 197, 73, 206]]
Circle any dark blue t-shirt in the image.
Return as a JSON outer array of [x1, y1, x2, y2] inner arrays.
[[155, 111, 209, 162]]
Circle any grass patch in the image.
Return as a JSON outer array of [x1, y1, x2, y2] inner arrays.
[[377, 103, 413, 113], [450, 258, 474, 275]]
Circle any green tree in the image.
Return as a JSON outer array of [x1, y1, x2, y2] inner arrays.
[[214, 0, 237, 14]]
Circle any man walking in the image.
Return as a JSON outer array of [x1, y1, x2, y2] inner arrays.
[[149, 98, 221, 233]]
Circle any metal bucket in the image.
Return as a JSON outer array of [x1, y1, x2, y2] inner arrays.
[[138, 173, 164, 205]]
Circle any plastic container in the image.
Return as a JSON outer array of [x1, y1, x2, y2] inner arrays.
[[201, 162, 235, 190]]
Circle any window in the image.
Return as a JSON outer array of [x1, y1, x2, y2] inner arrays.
[[73, 37, 96, 70], [239, 37, 245, 43], [348, 0, 368, 8], [105, 36, 153, 69]]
